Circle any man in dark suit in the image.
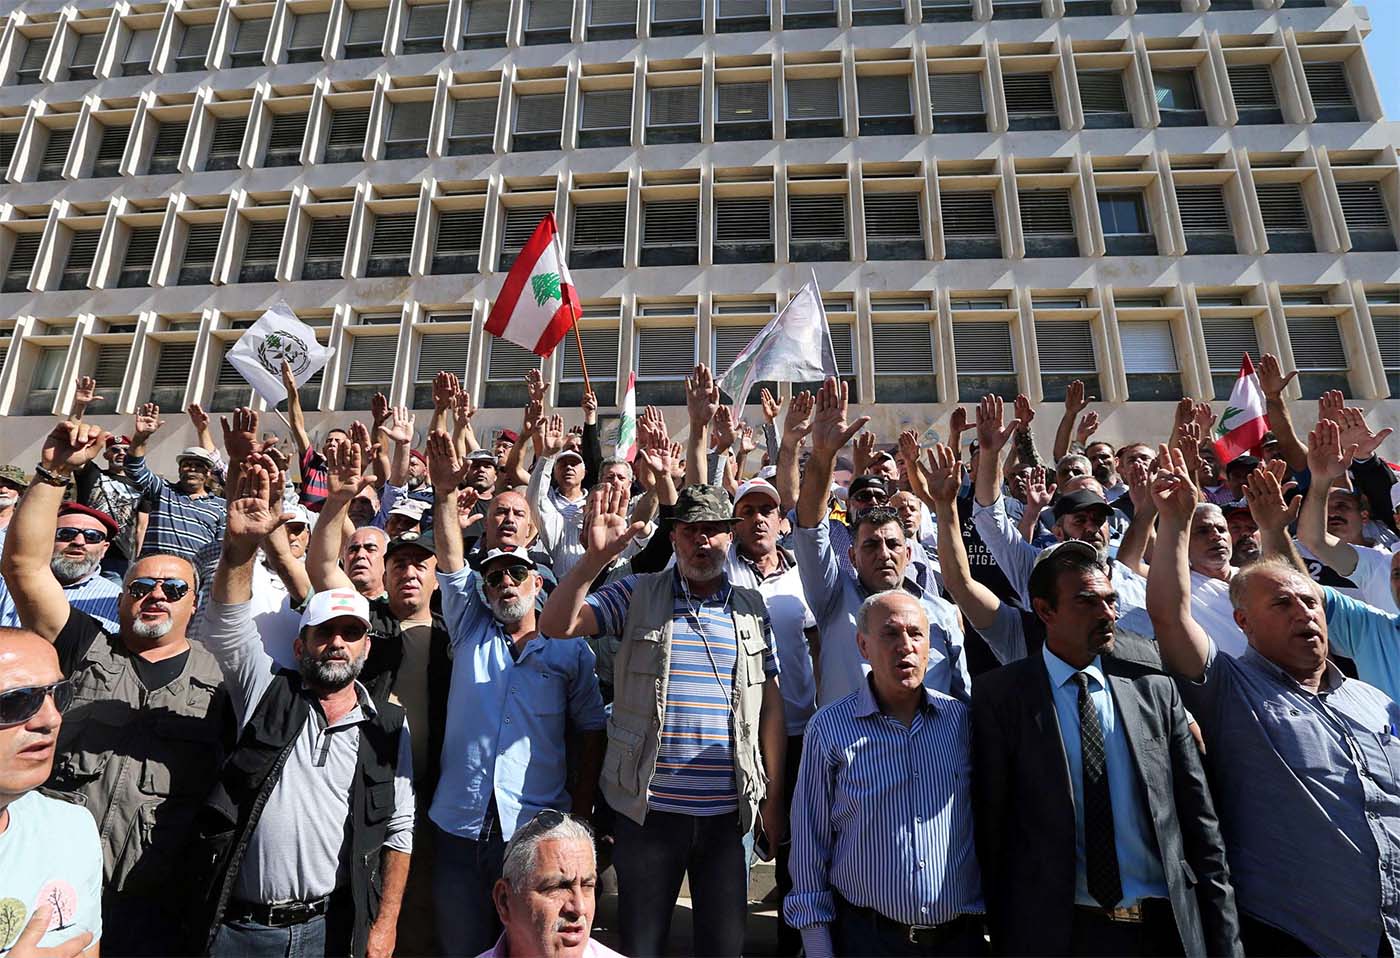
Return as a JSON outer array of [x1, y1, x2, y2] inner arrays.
[[971, 540, 1240, 957]]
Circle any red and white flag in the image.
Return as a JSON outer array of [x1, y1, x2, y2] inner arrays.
[[1214, 353, 1269, 465], [616, 372, 637, 462], [485, 213, 582, 357]]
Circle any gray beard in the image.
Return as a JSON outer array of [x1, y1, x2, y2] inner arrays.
[[130, 618, 173, 641], [298, 649, 366, 691], [51, 554, 101, 584], [491, 595, 530, 624]]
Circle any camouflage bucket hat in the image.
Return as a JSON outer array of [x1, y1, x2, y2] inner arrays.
[[0, 465, 28, 490], [671, 484, 740, 525]]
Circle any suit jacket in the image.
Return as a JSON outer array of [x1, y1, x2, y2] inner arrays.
[[970, 651, 1241, 957]]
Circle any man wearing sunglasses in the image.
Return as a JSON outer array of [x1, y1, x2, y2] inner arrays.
[[0, 504, 121, 634], [424, 432, 606, 957], [0, 629, 101, 958], [123, 402, 228, 565], [1, 420, 230, 958]]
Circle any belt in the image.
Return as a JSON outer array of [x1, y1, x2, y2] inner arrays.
[[836, 894, 982, 946], [226, 895, 333, 928], [1074, 898, 1168, 925]]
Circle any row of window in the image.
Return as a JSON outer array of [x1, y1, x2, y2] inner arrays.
[[3, 152, 1392, 295], [2, 30, 1373, 187], [4, 282, 1396, 419], [1, 0, 1343, 90]]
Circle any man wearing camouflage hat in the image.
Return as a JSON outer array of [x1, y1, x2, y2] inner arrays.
[[541, 482, 786, 958], [0, 465, 28, 555]]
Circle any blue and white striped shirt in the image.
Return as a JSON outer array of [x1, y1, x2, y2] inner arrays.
[[126, 455, 227, 562], [785, 679, 983, 957], [0, 568, 120, 634]]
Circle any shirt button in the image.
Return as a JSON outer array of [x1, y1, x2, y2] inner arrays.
[[921, 907, 929, 914], [505, 717, 512, 724], [918, 860, 925, 868]]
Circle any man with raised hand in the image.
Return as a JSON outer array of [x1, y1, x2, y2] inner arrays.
[[1147, 445, 1400, 957], [122, 403, 227, 564], [794, 377, 970, 706], [0, 419, 229, 957]]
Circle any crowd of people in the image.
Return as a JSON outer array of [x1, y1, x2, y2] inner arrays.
[[2, 354, 1400, 958]]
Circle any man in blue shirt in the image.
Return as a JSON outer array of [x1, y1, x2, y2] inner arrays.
[[972, 541, 1239, 956], [426, 434, 607, 957]]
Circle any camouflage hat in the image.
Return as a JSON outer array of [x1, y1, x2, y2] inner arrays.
[[0, 465, 28, 490], [671, 484, 740, 525]]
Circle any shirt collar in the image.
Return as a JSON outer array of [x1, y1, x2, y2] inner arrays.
[[1042, 645, 1107, 692], [735, 545, 791, 579], [853, 673, 939, 720], [1242, 645, 1346, 695]]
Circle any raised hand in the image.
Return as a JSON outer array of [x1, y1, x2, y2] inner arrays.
[[581, 389, 599, 423], [1025, 465, 1056, 513], [638, 405, 669, 449], [324, 439, 373, 500], [540, 413, 567, 456], [760, 387, 783, 424], [1013, 394, 1035, 431], [427, 430, 470, 491], [72, 374, 101, 408], [371, 392, 390, 428], [1306, 418, 1355, 483], [453, 389, 477, 426], [1337, 406, 1392, 459], [1148, 445, 1200, 525], [975, 394, 1021, 455], [433, 371, 461, 412], [280, 359, 297, 394], [220, 407, 261, 464], [582, 482, 646, 560], [853, 431, 877, 476], [712, 405, 738, 451], [1257, 353, 1298, 401], [521, 396, 544, 438], [810, 377, 869, 455], [1075, 410, 1100, 445], [262, 433, 289, 473], [133, 402, 165, 442], [948, 406, 969, 444], [1244, 459, 1301, 532], [1125, 459, 1155, 512], [525, 368, 547, 405], [186, 402, 210, 434], [738, 423, 757, 456], [685, 363, 721, 428], [920, 443, 963, 507], [41, 420, 107, 471], [783, 390, 815, 445], [668, 441, 685, 480], [1192, 402, 1217, 436], [348, 420, 374, 462], [382, 407, 415, 445], [1317, 389, 1346, 425], [1064, 379, 1091, 416], [226, 454, 293, 543]]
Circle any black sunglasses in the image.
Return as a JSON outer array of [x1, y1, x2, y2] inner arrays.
[[0, 679, 74, 725], [852, 490, 887, 502], [56, 527, 107, 544], [484, 565, 531, 589], [126, 577, 191, 602]]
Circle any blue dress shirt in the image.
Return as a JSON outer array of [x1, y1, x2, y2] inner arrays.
[[1041, 646, 1169, 908]]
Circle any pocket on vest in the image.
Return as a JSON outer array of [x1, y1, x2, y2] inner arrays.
[[603, 720, 645, 794], [740, 634, 769, 686]]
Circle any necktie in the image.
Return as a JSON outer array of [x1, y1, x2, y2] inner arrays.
[[1075, 671, 1123, 909]]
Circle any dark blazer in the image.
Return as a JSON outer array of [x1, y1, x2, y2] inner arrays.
[[970, 650, 1241, 957]]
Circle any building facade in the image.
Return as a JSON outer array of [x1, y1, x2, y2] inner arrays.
[[0, 0, 1396, 468]]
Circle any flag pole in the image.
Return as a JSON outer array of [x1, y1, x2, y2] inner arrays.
[[572, 324, 592, 396]]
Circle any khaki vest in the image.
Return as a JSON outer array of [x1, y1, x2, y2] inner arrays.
[[601, 570, 770, 833], [49, 631, 229, 895]]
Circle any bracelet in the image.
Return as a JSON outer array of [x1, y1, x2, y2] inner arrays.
[[32, 464, 71, 487]]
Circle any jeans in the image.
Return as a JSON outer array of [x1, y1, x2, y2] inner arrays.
[[613, 809, 748, 957], [432, 811, 507, 957], [210, 916, 328, 958]]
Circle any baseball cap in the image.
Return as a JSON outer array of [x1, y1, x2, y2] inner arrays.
[[1028, 540, 1104, 601], [177, 447, 217, 466], [733, 478, 780, 511], [872, 448, 897, 463], [672, 484, 739, 524], [1052, 489, 1112, 520], [1222, 498, 1252, 517], [467, 449, 497, 463], [849, 475, 890, 503], [386, 527, 436, 559], [1225, 454, 1262, 475], [57, 502, 118, 539], [299, 588, 371, 630], [471, 545, 538, 571], [556, 450, 584, 464], [0, 465, 28, 490], [284, 504, 313, 529], [388, 498, 429, 521]]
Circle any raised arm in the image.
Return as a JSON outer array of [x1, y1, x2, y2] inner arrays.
[[774, 390, 813, 514], [796, 378, 868, 530], [1018, 466, 1055, 543], [124, 403, 167, 494], [1011, 394, 1044, 468], [280, 359, 314, 465], [1, 421, 108, 642], [497, 373, 545, 491], [537, 484, 645, 638], [429, 371, 457, 439], [1115, 461, 1158, 577], [452, 388, 480, 457], [581, 389, 602, 490], [1145, 446, 1212, 680], [426, 430, 473, 574], [684, 364, 721, 488], [1297, 418, 1361, 575], [380, 408, 415, 489], [307, 441, 374, 592], [1243, 460, 1305, 572], [973, 394, 1021, 508], [68, 375, 100, 422], [1257, 354, 1308, 473], [1052, 379, 1090, 463]]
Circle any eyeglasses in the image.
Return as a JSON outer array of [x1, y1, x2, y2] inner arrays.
[[126, 577, 191, 602], [852, 491, 887, 503], [0, 679, 73, 725], [484, 565, 531, 589], [55, 527, 107, 544]]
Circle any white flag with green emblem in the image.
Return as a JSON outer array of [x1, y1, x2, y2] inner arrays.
[[485, 213, 582, 357], [225, 301, 335, 405], [717, 273, 837, 405]]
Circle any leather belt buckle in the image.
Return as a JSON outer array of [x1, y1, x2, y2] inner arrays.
[[1103, 903, 1145, 923], [907, 924, 941, 945]]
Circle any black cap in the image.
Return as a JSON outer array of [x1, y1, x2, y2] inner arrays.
[[386, 527, 436, 559], [848, 475, 890, 502], [1221, 498, 1252, 516], [1052, 489, 1112, 520], [1225, 454, 1262, 475]]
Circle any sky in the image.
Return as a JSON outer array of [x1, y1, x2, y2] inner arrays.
[[1365, 3, 1400, 118]]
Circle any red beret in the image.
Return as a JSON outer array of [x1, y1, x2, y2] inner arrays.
[[105, 435, 132, 448], [498, 430, 520, 444], [58, 502, 119, 539], [409, 449, 427, 464]]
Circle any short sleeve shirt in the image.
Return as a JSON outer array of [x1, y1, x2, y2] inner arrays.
[[0, 791, 103, 952]]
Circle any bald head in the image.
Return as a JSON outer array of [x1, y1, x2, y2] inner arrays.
[[0, 628, 64, 805], [856, 591, 930, 697], [485, 490, 536, 550]]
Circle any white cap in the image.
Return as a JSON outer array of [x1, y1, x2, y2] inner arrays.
[[299, 588, 372, 630], [556, 450, 584, 464], [177, 446, 218, 466], [284, 504, 313, 528], [733, 478, 781, 512], [388, 498, 429, 520]]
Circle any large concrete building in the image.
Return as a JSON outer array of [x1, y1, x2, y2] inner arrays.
[[0, 0, 1396, 468]]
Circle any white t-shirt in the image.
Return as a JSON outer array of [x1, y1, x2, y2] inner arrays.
[[1189, 570, 1248, 658], [1297, 542, 1399, 615], [727, 550, 818, 736], [0, 791, 103, 953], [252, 557, 303, 670]]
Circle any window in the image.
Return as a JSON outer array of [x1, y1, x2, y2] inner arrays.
[[86, 341, 129, 415], [513, 93, 565, 152], [785, 77, 842, 139], [570, 204, 626, 269], [1200, 316, 1259, 398], [365, 213, 416, 277], [149, 119, 187, 173], [559, 327, 619, 406], [500, 207, 551, 270], [1064, 0, 1112, 14], [1077, 72, 1131, 129], [928, 73, 985, 133], [992, 0, 1043, 19], [229, 17, 270, 67], [325, 106, 370, 163], [240, 221, 284, 283], [1036, 320, 1098, 400], [1287, 316, 1349, 398], [857, 74, 914, 136], [589, 0, 638, 40], [579, 90, 632, 148], [27, 346, 67, 415], [712, 323, 774, 403], [179, 223, 222, 286], [302, 218, 349, 279], [343, 6, 388, 58], [414, 319, 472, 408], [525, 0, 573, 45], [60, 231, 100, 290], [641, 198, 698, 266], [403, 3, 449, 53], [432, 209, 484, 274], [264, 112, 307, 167], [785, 0, 836, 30], [715, 81, 771, 141], [1097, 192, 1156, 255], [448, 96, 498, 155], [206, 115, 247, 171], [3, 233, 39, 292], [1255, 182, 1314, 253], [485, 336, 540, 407], [863, 192, 923, 260], [941, 191, 1000, 259], [635, 326, 697, 404], [652, 0, 702, 35], [716, 0, 769, 33], [1003, 74, 1058, 131], [1175, 184, 1235, 255], [37, 127, 73, 181], [1019, 190, 1077, 257], [121, 28, 158, 76], [119, 227, 160, 288], [287, 11, 328, 62], [150, 341, 195, 408], [343, 334, 398, 410], [1154, 70, 1204, 127], [16, 35, 50, 84], [1121, 321, 1181, 400], [922, 0, 974, 21], [872, 322, 936, 402], [647, 86, 701, 143], [175, 22, 212, 71], [93, 124, 129, 178], [714, 195, 774, 263], [789, 193, 849, 262], [385, 101, 433, 158], [1304, 61, 1357, 123], [1228, 64, 1282, 125], [463, 0, 511, 47], [1336, 182, 1395, 252], [0, 130, 15, 173], [67, 32, 103, 80], [852, 0, 903, 26]]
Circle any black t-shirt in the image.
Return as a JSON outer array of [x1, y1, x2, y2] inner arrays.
[[56, 609, 191, 690]]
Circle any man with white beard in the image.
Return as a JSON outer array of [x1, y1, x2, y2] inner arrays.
[[425, 432, 607, 957], [0, 503, 121, 633], [0, 465, 25, 548]]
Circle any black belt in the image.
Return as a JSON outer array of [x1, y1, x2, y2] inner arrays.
[[226, 894, 333, 928], [836, 893, 982, 946], [1074, 898, 1171, 925]]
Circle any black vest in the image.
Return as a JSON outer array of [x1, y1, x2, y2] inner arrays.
[[191, 672, 405, 958]]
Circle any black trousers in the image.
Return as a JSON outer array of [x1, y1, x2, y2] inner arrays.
[[832, 896, 988, 958], [1238, 915, 1317, 957], [1069, 900, 1183, 958], [774, 733, 805, 957]]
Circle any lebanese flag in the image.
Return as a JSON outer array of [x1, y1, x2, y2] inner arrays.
[[1214, 353, 1269, 465], [616, 372, 638, 462], [485, 213, 581, 357]]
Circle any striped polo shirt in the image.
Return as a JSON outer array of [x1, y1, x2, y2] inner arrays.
[[299, 449, 330, 511], [126, 455, 227, 563], [0, 568, 120, 634], [587, 570, 779, 816]]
